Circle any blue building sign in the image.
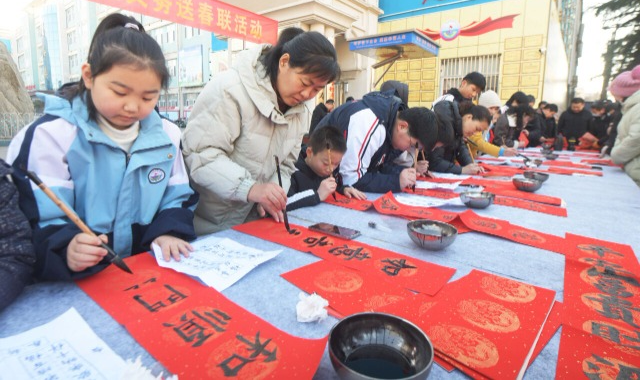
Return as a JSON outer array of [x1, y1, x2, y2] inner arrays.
[[379, 0, 502, 22], [349, 30, 439, 59]]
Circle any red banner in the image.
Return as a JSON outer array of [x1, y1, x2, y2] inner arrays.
[[233, 219, 456, 296], [77, 254, 326, 379], [90, 0, 278, 44], [419, 15, 518, 41]]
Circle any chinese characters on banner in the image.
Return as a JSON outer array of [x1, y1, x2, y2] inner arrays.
[[233, 218, 456, 296], [89, 0, 278, 44], [558, 234, 640, 377], [77, 254, 326, 379]]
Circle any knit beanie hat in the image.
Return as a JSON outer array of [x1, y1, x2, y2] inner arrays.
[[609, 65, 640, 98], [478, 90, 501, 108]]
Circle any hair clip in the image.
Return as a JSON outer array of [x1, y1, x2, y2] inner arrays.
[[124, 22, 140, 31]]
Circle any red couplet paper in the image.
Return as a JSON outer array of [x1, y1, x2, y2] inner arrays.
[[233, 219, 456, 295], [458, 210, 568, 254], [556, 325, 640, 379], [477, 163, 526, 177], [420, 270, 556, 379], [528, 301, 563, 367], [562, 234, 640, 355], [580, 158, 620, 167], [77, 254, 326, 379], [545, 166, 603, 176], [462, 178, 563, 206], [493, 195, 568, 217], [371, 192, 467, 229], [281, 260, 414, 317], [416, 175, 462, 183], [542, 160, 594, 169], [405, 187, 460, 199], [324, 192, 373, 211]]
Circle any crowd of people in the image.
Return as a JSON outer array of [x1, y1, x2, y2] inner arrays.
[[1, 13, 639, 311]]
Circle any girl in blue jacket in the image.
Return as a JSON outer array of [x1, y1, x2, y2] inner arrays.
[[7, 14, 197, 280]]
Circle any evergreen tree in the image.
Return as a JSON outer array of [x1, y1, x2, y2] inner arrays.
[[594, 0, 640, 74]]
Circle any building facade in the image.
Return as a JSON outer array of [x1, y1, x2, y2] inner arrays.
[[10, 0, 581, 114], [374, 0, 578, 109]]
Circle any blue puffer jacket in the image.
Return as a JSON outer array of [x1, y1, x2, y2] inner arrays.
[[7, 93, 198, 280]]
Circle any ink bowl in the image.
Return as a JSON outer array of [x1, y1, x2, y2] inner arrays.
[[329, 312, 434, 380], [512, 177, 543, 192], [543, 153, 559, 160], [523, 171, 550, 183], [459, 191, 495, 209], [407, 219, 458, 251]]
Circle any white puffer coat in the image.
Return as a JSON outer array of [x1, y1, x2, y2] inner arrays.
[[611, 90, 640, 187], [182, 45, 310, 234]]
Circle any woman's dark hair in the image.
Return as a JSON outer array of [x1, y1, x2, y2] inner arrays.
[[60, 14, 168, 122], [260, 27, 340, 86], [459, 101, 491, 125], [506, 103, 535, 129], [506, 91, 529, 106]]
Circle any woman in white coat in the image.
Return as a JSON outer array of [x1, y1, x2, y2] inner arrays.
[[609, 64, 640, 188], [182, 28, 340, 234]]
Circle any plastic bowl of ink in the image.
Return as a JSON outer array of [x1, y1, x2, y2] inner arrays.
[[513, 176, 543, 192], [460, 191, 495, 209], [329, 312, 434, 380], [407, 219, 458, 251], [523, 171, 550, 183]]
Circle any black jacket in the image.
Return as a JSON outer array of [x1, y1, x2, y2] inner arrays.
[[526, 113, 545, 147], [316, 91, 406, 192], [309, 103, 330, 134], [588, 114, 610, 145], [558, 109, 592, 140], [429, 100, 473, 174], [0, 160, 35, 311], [542, 115, 557, 138], [287, 156, 345, 211]]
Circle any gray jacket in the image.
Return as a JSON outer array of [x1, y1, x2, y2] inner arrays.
[[182, 45, 310, 234]]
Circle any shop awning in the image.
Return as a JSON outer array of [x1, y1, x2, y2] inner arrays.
[[348, 29, 439, 60]]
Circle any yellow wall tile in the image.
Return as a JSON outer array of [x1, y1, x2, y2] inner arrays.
[[422, 70, 436, 80], [503, 63, 521, 75], [396, 72, 408, 81], [521, 74, 539, 87], [409, 60, 422, 70], [409, 71, 422, 81], [422, 58, 436, 69], [378, 22, 391, 34], [408, 82, 420, 92], [501, 89, 518, 99], [524, 35, 544, 48], [523, 48, 542, 61], [396, 61, 408, 71], [505, 37, 523, 50], [522, 61, 541, 74], [390, 20, 407, 32], [421, 91, 435, 102], [458, 46, 479, 57], [409, 92, 421, 102], [504, 50, 522, 62], [478, 43, 501, 55], [421, 81, 435, 91], [384, 73, 396, 81], [503, 75, 520, 87], [522, 87, 539, 98]]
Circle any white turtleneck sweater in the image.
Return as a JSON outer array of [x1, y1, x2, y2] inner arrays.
[[97, 115, 140, 152]]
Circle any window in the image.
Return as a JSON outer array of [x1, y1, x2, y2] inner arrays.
[[167, 59, 177, 78], [65, 6, 76, 28], [69, 54, 79, 72], [67, 30, 76, 47], [439, 54, 501, 98], [16, 37, 24, 52], [18, 54, 25, 70]]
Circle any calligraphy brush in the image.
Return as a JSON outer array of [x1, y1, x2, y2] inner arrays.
[[273, 155, 292, 232], [24, 170, 133, 274], [327, 142, 337, 201], [411, 142, 419, 192]]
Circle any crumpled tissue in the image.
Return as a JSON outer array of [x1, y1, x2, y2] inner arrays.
[[296, 292, 329, 322]]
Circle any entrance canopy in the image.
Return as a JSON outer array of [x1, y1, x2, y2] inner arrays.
[[348, 29, 439, 87], [348, 29, 439, 60]]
